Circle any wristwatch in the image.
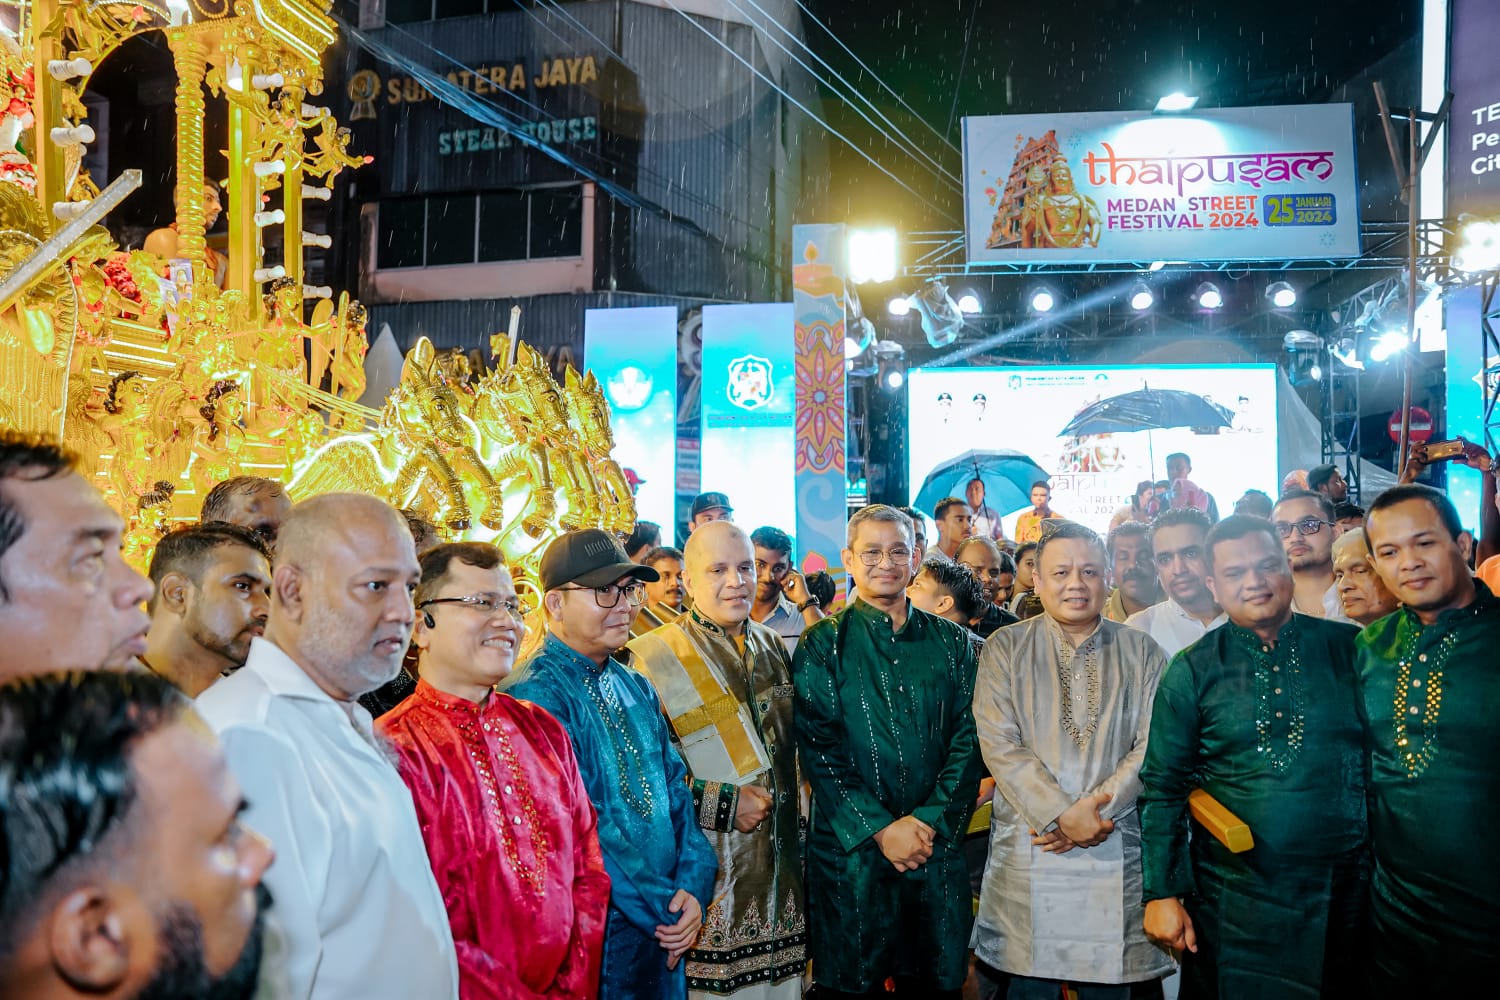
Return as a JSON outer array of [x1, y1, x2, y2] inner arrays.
[[797, 597, 821, 612]]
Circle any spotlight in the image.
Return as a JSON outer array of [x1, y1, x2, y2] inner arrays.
[[847, 228, 899, 284], [883, 368, 905, 390], [1195, 282, 1223, 310], [1266, 281, 1297, 309], [1454, 217, 1500, 273], [887, 296, 912, 317], [1307, 364, 1323, 381], [956, 291, 982, 315], [873, 340, 907, 392], [1030, 288, 1055, 313], [1370, 331, 1410, 363], [1154, 92, 1199, 113], [1129, 283, 1154, 311]]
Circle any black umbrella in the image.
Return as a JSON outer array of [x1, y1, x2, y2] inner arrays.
[[913, 449, 1049, 515], [1058, 388, 1234, 438]]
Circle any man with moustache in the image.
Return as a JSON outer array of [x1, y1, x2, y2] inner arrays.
[[1125, 509, 1226, 656], [1358, 485, 1500, 991], [0, 670, 275, 1000], [1273, 490, 1351, 622], [508, 530, 717, 1000], [973, 522, 1172, 999], [196, 493, 459, 999], [379, 543, 611, 998], [632, 545, 689, 637], [0, 431, 153, 679], [796, 505, 981, 999], [1331, 528, 1399, 627], [750, 525, 825, 653], [1140, 516, 1367, 998], [143, 523, 272, 696], [932, 496, 975, 560], [1104, 521, 1163, 622], [629, 522, 805, 999]]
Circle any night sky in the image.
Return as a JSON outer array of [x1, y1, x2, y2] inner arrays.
[[802, 0, 1421, 230]]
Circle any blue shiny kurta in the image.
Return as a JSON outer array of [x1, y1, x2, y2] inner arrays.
[[510, 633, 718, 1000]]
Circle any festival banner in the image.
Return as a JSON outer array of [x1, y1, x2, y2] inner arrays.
[[700, 304, 797, 541], [791, 225, 848, 598], [907, 365, 1280, 537], [1444, 0, 1500, 527], [584, 307, 679, 532], [962, 105, 1361, 264]]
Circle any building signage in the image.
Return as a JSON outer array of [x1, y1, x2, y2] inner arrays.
[[962, 104, 1361, 264]]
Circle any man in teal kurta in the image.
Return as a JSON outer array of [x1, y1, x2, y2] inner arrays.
[[1357, 485, 1500, 991], [795, 505, 981, 999], [1140, 515, 1368, 999]]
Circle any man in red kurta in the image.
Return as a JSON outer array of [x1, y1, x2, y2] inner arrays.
[[379, 542, 611, 999]]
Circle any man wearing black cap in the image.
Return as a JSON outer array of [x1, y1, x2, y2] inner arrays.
[[507, 529, 718, 1000], [690, 491, 735, 534]]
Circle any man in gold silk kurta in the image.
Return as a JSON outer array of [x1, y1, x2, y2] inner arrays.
[[629, 522, 804, 999], [794, 505, 981, 999]]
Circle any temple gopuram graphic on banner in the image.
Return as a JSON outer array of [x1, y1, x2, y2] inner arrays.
[[985, 129, 1060, 248]]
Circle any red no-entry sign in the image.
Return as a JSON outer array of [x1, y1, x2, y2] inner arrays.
[[1389, 406, 1434, 444]]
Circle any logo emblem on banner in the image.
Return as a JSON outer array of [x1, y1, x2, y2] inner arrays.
[[348, 70, 381, 121], [605, 366, 653, 411], [726, 355, 774, 410]]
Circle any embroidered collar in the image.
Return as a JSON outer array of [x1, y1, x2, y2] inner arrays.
[[1228, 611, 1300, 653]]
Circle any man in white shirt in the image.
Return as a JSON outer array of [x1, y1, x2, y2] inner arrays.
[[197, 493, 459, 1000], [1125, 508, 1227, 656]]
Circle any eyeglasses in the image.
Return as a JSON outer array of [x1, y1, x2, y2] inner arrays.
[[418, 594, 533, 622], [856, 547, 914, 567], [1275, 517, 1335, 538], [556, 582, 647, 609]]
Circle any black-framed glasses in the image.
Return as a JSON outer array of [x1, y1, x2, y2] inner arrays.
[[418, 594, 532, 621], [856, 546, 914, 567], [1275, 517, 1335, 538], [557, 582, 647, 609]]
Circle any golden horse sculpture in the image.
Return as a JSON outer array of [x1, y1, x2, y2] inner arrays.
[[287, 337, 505, 532], [564, 367, 637, 535]]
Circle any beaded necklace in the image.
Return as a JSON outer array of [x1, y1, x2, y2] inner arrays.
[[581, 665, 657, 816], [1234, 622, 1306, 772], [1051, 620, 1102, 750], [1392, 621, 1455, 778]]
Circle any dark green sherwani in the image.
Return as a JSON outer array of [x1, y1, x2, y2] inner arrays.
[[1140, 614, 1369, 999], [794, 598, 982, 992], [1355, 582, 1500, 992]]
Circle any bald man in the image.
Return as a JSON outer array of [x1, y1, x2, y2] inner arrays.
[[627, 521, 805, 999], [1332, 528, 1400, 626], [196, 493, 459, 999]]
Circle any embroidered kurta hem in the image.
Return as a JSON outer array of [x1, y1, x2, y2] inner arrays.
[[379, 680, 611, 999], [794, 599, 982, 993], [1139, 615, 1369, 999]]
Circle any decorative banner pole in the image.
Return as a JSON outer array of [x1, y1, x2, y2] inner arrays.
[[792, 224, 849, 603]]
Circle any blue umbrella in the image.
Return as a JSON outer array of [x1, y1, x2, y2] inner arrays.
[[1058, 388, 1234, 438], [913, 449, 1050, 516]]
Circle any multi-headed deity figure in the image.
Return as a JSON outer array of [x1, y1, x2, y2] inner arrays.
[[563, 367, 636, 535]]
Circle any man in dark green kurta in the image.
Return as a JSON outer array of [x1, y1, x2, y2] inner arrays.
[[795, 505, 981, 999], [1140, 515, 1369, 999], [1358, 485, 1500, 991]]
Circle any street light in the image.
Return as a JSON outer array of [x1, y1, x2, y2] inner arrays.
[[847, 228, 899, 284], [1265, 281, 1297, 308], [1154, 92, 1199, 113]]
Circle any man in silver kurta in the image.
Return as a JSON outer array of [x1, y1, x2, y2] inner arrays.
[[628, 521, 804, 1000], [973, 521, 1174, 1000]]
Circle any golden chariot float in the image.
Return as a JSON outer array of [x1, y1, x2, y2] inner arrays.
[[0, 0, 635, 579]]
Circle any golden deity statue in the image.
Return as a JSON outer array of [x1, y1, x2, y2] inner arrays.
[[1030, 156, 1102, 249]]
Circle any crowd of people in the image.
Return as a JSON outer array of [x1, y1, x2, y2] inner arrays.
[[0, 425, 1496, 1000]]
